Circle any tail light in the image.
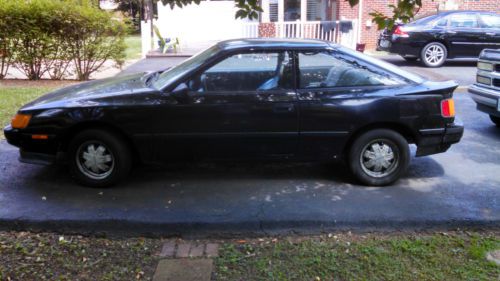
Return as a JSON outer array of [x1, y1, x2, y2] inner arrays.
[[11, 113, 31, 129], [393, 26, 409, 38], [441, 99, 455, 118]]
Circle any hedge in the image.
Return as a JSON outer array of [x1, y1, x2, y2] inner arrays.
[[0, 0, 128, 80]]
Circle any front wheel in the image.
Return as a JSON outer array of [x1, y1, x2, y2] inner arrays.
[[490, 115, 500, 127], [420, 42, 447, 67], [68, 129, 132, 187], [348, 129, 410, 186]]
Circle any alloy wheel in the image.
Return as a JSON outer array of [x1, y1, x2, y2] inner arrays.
[[424, 45, 445, 66]]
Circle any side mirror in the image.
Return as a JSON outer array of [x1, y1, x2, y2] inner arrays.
[[170, 83, 189, 100]]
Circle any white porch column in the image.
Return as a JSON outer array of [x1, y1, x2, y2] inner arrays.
[[141, 20, 152, 58], [278, 0, 284, 22], [261, 0, 270, 22], [300, 0, 307, 37], [300, 0, 307, 22]]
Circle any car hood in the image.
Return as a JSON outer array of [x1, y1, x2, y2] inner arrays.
[[21, 72, 157, 111]]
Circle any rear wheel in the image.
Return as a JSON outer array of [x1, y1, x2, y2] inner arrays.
[[490, 115, 500, 127], [68, 129, 132, 187], [420, 42, 447, 67], [348, 129, 410, 186]]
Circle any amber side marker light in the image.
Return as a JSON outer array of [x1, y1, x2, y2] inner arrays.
[[441, 99, 455, 118], [11, 114, 31, 129], [32, 134, 48, 140]]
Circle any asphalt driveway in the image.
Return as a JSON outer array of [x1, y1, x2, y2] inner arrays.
[[0, 90, 498, 237]]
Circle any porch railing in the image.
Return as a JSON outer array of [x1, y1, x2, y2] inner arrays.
[[241, 20, 358, 49]]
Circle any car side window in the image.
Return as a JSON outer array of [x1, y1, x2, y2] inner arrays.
[[298, 51, 405, 89], [435, 17, 448, 27], [479, 14, 500, 28], [187, 51, 293, 93], [448, 13, 478, 28]]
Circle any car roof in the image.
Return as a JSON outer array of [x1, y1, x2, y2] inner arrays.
[[217, 38, 333, 50], [433, 10, 498, 16]]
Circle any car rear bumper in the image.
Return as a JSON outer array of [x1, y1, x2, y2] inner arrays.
[[377, 35, 422, 57], [416, 119, 464, 157], [4, 125, 59, 165], [468, 84, 500, 117]]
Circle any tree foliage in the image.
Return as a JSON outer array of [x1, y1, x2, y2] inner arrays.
[[150, 0, 423, 27]]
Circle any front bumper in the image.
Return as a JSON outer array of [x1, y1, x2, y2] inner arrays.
[[416, 119, 464, 157], [4, 125, 59, 165], [468, 84, 500, 117]]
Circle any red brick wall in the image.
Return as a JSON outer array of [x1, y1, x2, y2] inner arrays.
[[337, 0, 500, 50]]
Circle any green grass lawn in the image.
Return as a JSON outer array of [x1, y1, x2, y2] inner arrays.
[[124, 35, 142, 60], [216, 232, 500, 281], [0, 87, 54, 138]]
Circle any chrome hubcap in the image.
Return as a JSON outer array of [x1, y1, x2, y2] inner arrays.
[[360, 140, 399, 178], [424, 45, 445, 65], [76, 142, 114, 180]]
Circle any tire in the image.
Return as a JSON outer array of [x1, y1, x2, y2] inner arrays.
[[490, 115, 500, 127], [348, 129, 410, 186], [68, 129, 132, 187], [420, 42, 447, 67], [402, 56, 418, 62]]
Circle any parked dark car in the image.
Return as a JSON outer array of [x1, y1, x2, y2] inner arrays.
[[378, 11, 500, 67], [4, 39, 464, 187], [469, 48, 500, 126]]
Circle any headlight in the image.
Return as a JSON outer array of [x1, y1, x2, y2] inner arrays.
[[477, 61, 494, 71], [477, 75, 491, 85], [11, 113, 31, 129]]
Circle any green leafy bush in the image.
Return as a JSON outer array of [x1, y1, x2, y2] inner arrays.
[[0, 0, 127, 80]]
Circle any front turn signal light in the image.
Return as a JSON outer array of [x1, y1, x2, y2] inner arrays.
[[441, 99, 455, 118], [11, 114, 31, 129]]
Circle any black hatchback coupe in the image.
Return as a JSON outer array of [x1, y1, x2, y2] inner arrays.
[[378, 11, 500, 67], [4, 39, 463, 187]]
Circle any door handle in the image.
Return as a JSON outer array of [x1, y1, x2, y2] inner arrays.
[[273, 104, 295, 113], [486, 32, 496, 36]]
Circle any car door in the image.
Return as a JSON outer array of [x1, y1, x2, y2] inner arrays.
[[155, 50, 299, 161], [478, 13, 500, 51], [444, 12, 484, 57], [296, 50, 409, 160]]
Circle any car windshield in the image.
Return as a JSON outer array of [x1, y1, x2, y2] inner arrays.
[[152, 44, 220, 89]]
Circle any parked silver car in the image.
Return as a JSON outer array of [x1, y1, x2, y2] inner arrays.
[[469, 49, 500, 126]]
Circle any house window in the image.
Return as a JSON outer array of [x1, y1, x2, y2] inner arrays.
[[284, 0, 301, 21], [269, 0, 279, 22], [307, 0, 328, 21]]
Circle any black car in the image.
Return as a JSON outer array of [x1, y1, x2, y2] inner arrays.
[[4, 39, 464, 187], [378, 11, 500, 67], [469, 48, 500, 126]]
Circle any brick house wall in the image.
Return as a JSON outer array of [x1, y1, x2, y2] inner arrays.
[[337, 0, 500, 50]]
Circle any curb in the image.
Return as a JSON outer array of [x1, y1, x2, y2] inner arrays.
[[0, 218, 498, 238]]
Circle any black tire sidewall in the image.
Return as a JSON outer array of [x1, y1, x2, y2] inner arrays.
[[420, 42, 447, 67], [349, 129, 410, 186], [68, 129, 131, 187], [490, 115, 500, 127]]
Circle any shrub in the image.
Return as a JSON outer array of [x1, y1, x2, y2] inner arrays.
[[0, 0, 127, 80]]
